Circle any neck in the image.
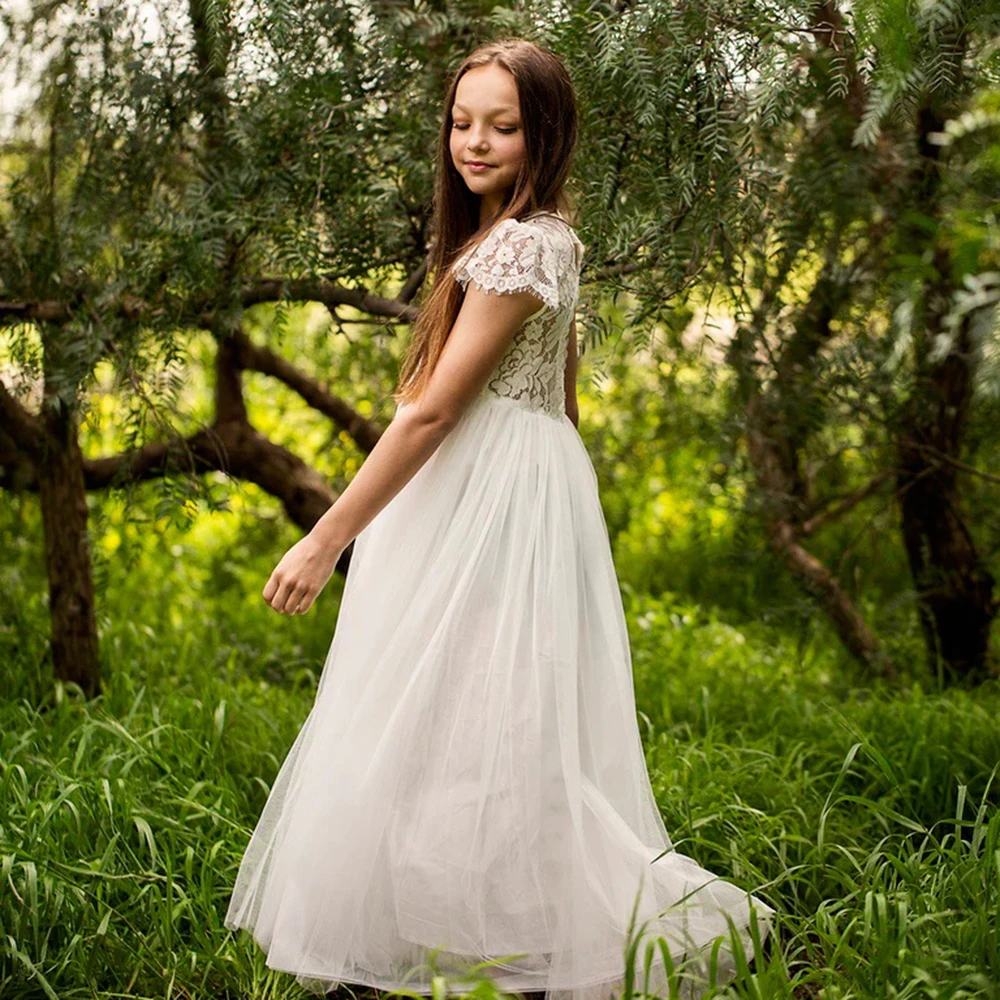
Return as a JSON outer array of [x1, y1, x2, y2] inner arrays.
[[479, 192, 505, 228]]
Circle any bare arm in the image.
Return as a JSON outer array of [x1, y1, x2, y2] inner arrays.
[[564, 317, 579, 428], [263, 284, 546, 615]]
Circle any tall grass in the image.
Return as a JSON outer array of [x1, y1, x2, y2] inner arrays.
[[2, 490, 998, 999]]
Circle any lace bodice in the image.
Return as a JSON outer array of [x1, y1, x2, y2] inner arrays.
[[452, 212, 584, 418]]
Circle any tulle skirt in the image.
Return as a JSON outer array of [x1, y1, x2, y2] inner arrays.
[[224, 390, 776, 1000]]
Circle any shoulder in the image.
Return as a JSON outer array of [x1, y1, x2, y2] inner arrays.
[[452, 216, 568, 311], [454, 215, 580, 275], [452, 213, 559, 309], [519, 213, 585, 270], [457, 214, 580, 260], [483, 216, 549, 256], [466, 215, 553, 255], [517, 213, 583, 250]]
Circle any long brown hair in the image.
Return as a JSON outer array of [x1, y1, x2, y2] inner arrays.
[[392, 38, 579, 406]]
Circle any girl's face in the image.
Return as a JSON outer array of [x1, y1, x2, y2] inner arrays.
[[449, 63, 526, 210]]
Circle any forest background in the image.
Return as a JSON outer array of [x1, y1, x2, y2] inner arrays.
[[2, 0, 999, 998]]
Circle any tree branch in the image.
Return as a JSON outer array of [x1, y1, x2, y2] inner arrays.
[[230, 330, 383, 452], [911, 442, 1000, 488], [398, 259, 429, 305], [241, 277, 419, 323], [82, 420, 339, 532], [0, 380, 45, 456], [770, 520, 893, 675], [800, 471, 894, 536], [1, 274, 420, 333], [5, 414, 350, 559]]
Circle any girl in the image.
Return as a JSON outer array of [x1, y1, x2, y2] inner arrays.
[[225, 38, 775, 1000]]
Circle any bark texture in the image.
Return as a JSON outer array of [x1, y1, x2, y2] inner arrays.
[[36, 402, 101, 696], [893, 98, 998, 682]]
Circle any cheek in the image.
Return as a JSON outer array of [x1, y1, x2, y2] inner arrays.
[[501, 136, 526, 169]]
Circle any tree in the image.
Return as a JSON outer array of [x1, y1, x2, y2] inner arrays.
[[577, 0, 1000, 682], [718, 0, 1000, 682], [3, 0, 765, 695], [0, 0, 456, 695]]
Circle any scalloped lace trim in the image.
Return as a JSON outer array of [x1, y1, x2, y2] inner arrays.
[[452, 217, 561, 311]]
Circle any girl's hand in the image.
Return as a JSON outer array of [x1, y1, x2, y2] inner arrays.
[[262, 533, 344, 615]]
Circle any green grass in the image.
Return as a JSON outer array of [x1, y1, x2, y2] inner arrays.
[[2, 404, 999, 1000]]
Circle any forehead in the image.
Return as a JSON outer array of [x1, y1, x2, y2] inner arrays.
[[453, 64, 519, 114]]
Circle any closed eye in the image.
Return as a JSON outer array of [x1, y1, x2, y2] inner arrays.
[[452, 123, 518, 134]]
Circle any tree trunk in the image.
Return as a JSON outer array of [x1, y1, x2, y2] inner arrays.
[[897, 458, 997, 684], [37, 401, 101, 696], [896, 317, 997, 684], [727, 265, 894, 678], [745, 398, 893, 678], [893, 94, 998, 684]]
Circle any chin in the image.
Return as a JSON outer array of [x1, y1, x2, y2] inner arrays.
[[467, 174, 510, 192]]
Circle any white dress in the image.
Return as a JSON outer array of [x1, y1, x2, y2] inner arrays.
[[224, 212, 776, 1000]]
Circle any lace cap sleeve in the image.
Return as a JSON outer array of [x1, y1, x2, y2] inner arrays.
[[452, 218, 560, 312]]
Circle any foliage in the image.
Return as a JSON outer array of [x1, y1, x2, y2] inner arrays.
[[580, 324, 950, 678], [0, 0, 807, 437]]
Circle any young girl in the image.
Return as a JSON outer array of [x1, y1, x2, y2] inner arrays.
[[224, 39, 775, 1000]]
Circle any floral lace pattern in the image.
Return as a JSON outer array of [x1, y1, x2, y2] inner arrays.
[[452, 214, 584, 418]]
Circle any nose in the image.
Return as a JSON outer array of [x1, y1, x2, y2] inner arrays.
[[467, 126, 490, 151]]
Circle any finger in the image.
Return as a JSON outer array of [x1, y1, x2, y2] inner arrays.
[[272, 578, 298, 614], [263, 571, 281, 604], [281, 581, 306, 615], [294, 588, 316, 614], [289, 584, 313, 614]]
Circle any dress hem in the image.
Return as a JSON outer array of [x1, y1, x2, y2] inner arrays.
[[226, 909, 775, 998]]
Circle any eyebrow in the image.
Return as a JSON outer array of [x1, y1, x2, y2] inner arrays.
[[452, 102, 519, 114]]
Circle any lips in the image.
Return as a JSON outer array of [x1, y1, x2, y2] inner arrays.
[[466, 161, 495, 167]]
